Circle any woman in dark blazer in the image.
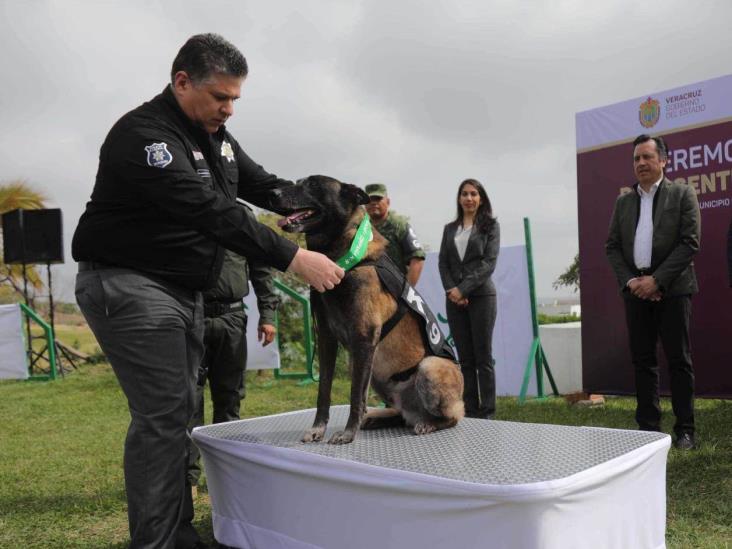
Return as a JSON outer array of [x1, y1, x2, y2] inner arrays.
[[438, 179, 500, 418]]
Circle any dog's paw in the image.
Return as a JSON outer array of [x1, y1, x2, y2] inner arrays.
[[413, 422, 437, 435], [328, 430, 356, 444], [302, 427, 326, 443]]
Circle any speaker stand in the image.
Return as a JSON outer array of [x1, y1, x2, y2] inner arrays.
[[22, 263, 77, 377], [21, 261, 37, 373]]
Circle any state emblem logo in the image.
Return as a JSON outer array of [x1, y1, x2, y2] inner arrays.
[[145, 142, 173, 168], [221, 141, 235, 163], [639, 97, 660, 128]]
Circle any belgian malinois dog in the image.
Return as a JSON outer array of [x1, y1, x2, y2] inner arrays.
[[270, 175, 464, 444]]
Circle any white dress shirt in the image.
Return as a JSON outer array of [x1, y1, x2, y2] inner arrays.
[[454, 224, 473, 261], [633, 176, 662, 271]]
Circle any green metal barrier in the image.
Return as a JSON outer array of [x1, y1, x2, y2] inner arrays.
[[273, 280, 317, 383], [19, 303, 57, 381], [518, 217, 559, 403]]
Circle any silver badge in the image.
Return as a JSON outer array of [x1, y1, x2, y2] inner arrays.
[[221, 141, 235, 163]]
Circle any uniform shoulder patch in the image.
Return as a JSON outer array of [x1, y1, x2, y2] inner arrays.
[[407, 225, 423, 250], [145, 142, 173, 168]]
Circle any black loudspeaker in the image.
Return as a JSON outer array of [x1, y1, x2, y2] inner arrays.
[[2, 208, 64, 265]]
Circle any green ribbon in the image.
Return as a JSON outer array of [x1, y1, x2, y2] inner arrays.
[[336, 214, 373, 271]]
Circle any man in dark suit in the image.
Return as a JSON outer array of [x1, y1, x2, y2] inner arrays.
[[606, 134, 701, 450]]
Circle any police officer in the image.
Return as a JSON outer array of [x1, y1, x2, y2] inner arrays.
[[187, 249, 278, 490], [364, 183, 426, 286], [72, 34, 343, 549]]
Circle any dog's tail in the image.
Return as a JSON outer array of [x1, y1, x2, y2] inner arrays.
[[414, 357, 465, 420]]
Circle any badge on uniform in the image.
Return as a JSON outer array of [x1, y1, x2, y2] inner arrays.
[[145, 142, 173, 168], [221, 141, 235, 163], [408, 226, 422, 249]]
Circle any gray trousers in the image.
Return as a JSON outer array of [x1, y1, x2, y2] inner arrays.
[[75, 268, 203, 549], [446, 293, 497, 418]]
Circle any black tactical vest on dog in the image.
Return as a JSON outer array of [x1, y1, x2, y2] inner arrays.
[[362, 254, 455, 362]]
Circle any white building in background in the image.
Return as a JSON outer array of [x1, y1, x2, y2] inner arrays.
[[538, 296, 581, 317]]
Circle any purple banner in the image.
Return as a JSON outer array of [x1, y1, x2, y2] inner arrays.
[[576, 76, 732, 398]]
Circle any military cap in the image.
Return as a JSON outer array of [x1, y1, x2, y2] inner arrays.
[[364, 183, 388, 198]]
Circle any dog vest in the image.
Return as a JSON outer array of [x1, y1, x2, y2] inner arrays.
[[360, 254, 455, 364]]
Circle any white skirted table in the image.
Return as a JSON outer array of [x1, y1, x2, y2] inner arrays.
[[192, 406, 670, 549]]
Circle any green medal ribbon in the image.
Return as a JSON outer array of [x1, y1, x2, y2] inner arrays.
[[336, 214, 373, 271]]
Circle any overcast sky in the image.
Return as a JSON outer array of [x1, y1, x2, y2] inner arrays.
[[2, 0, 731, 301]]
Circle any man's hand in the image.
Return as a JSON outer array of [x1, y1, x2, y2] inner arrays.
[[648, 291, 662, 302], [629, 275, 659, 300], [406, 258, 425, 287], [258, 323, 276, 346], [287, 248, 344, 292]]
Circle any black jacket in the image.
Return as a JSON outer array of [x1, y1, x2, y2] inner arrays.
[[72, 86, 298, 290], [605, 178, 700, 296], [438, 220, 500, 297], [204, 249, 279, 325]]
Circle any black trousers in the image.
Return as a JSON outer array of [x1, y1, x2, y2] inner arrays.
[[188, 310, 248, 485], [446, 294, 497, 418], [76, 268, 203, 549], [623, 294, 695, 436]]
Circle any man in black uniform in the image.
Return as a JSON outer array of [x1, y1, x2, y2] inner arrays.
[[72, 34, 343, 548], [187, 249, 278, 489]]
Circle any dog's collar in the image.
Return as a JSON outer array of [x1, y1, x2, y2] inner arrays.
[[336, 214, 373, 271]]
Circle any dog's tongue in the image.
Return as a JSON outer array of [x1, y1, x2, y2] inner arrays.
[[277, 210, 313, 227]]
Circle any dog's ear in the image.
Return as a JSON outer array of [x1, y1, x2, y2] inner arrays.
[[340, 183, 371, 205]]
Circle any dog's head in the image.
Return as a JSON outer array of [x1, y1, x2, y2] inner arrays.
[[268, 175, 370, 238]]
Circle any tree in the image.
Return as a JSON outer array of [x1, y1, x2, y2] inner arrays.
[[553, 253, 579, 293], [255, 210, 307, 291], [254, 210, 311, 362], [0, 180, 48, 303], [254, 210, 352, 375]]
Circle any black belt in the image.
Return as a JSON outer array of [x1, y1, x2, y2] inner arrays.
[[204, 300, 245, 317], [636, 268, 652, 276], [78, 261, 117, 272]]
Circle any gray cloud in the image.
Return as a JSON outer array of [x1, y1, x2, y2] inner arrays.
[[1, 0, 731, 300]]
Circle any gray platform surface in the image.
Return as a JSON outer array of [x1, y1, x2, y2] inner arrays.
[[196, 406, 668, 485]]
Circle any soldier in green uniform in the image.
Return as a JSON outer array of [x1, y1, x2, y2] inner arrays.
[[187, 247, 279, 488], [364, 183, 426, 286]]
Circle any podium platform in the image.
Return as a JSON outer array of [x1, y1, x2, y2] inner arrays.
[[192, 406, 670, 549]]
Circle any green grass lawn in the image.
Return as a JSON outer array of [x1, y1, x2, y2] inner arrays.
[[1, 328, 730, 548], [52, 324, 101, 356]]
